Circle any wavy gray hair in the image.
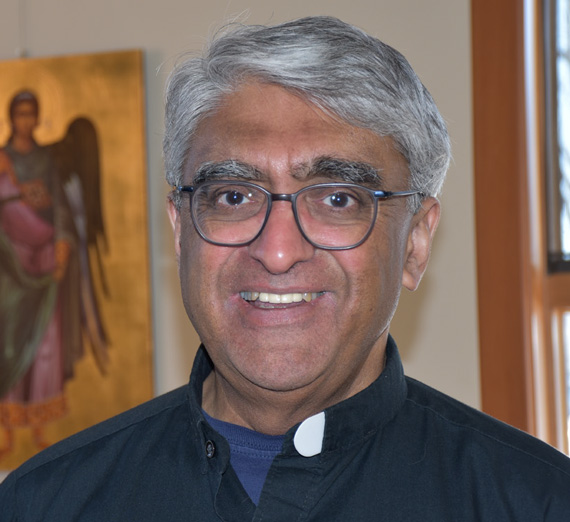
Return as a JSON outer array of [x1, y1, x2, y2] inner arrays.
[[164, 16, 450, 209]]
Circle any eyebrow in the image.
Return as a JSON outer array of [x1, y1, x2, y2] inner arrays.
[[296, 157, 384, 186], [191, 156, 384, 186], [193, 160, 263, 184]]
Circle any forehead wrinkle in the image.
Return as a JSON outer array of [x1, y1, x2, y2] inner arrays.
[[192, 160, 264, 184], [292, 156, 385, 186]]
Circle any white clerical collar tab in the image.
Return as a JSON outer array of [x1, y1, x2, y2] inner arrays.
[[293, 411, 325, 457]]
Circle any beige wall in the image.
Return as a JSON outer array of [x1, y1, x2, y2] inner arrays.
[[0, 0, 479, 408]]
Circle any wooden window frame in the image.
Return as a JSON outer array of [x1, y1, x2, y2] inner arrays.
[[473, 0, 570, 451]]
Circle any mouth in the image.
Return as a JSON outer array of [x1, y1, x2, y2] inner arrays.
[[239, 291, 325, 304]]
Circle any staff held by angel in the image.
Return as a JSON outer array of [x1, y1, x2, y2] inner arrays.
[[0, 90, 108, 458]]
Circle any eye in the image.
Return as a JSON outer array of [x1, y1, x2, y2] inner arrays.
[[216, 188, 253, 207], [323, 191, 357, 208]]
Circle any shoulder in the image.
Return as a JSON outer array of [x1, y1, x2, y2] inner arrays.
[[7, 385, 189, 481], [0, 150, 15, 178], [0, 386, 210, 520], [404, 376, 570, 478]]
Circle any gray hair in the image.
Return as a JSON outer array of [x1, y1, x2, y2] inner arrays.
[[164, 16, 451, 209]]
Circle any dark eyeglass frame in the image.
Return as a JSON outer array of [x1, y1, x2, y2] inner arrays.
[[176, 180, 424, 251]]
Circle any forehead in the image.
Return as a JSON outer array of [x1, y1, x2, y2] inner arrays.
[[185, 82, 409, 185]]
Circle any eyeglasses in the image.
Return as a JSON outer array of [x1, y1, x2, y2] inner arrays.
[[176, 180, 423, 250]]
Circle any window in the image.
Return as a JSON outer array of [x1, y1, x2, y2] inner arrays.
[[472, 0, 570, 455], [544, 0, 570, 453]]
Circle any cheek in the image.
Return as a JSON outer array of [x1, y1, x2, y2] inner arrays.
[[342, 226, 407, 318], [178, 225, 217, 327], [178, 224, 239, 340]]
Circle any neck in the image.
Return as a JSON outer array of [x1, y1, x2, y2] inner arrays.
[[201, 345, 386, 435], [11, 135, 35, 154]]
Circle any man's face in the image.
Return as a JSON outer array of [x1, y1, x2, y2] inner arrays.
[[169, 82, 439, 407], [11, 101, 38, 139]]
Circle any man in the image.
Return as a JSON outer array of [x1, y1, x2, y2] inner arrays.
[[1, 16, 569, 521]]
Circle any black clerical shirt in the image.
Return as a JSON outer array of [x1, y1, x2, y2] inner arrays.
[[1, 337, 570, 521]]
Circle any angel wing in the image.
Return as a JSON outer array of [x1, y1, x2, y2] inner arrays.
[[48, 118, 110, 375], [48, 117, 108, 295]]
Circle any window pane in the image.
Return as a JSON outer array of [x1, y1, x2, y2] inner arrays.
[[546, 0, 570, 270], [558, 0, 570, 255]]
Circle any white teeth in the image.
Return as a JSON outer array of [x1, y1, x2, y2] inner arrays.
[[240, 291, 322, 303]]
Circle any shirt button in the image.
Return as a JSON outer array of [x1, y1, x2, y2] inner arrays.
[[205, 440, 215, 458]]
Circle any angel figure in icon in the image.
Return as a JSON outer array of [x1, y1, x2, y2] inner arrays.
[[0, 90, 108, 459]]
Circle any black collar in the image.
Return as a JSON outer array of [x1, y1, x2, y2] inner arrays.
[[186, 335, 407, 457]]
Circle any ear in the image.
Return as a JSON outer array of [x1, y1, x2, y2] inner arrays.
[[401, 197, 441, 291], [167, 197, 181, 264]]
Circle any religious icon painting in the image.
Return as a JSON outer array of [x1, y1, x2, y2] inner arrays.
[[0, 50, 153, 470]]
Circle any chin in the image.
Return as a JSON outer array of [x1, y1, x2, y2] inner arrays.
[[233, 349, 327, 392], [244, 371, 319, 393]]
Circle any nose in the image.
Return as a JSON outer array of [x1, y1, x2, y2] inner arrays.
[[248, 201, 315, 274]]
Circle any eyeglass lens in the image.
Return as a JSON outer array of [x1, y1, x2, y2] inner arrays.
[[190, 182, 377, 248]]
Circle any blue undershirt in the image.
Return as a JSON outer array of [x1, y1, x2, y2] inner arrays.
[[203, 411, 285, 504]]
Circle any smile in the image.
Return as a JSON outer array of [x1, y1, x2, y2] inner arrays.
[[239, 291, 325, 304]]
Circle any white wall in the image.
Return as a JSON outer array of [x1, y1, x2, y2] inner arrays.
[[0, 0, 479, 408]]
